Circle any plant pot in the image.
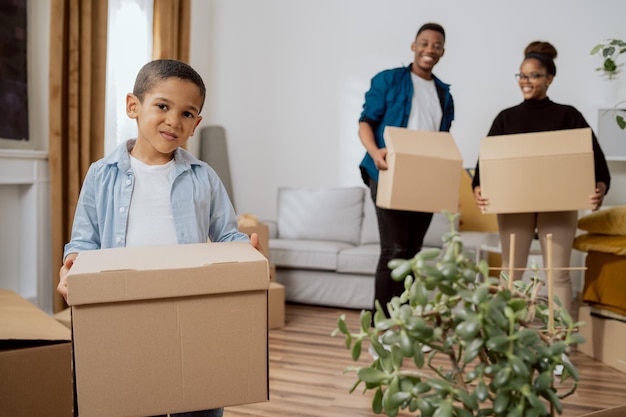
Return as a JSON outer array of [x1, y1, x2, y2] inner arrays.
[[598, 78, 621, 107]]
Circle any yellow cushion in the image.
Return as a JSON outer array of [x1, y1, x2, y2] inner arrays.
[[578, 206, 626, 236], [573, 233, 626, 256], [583, 251, 626, 316]]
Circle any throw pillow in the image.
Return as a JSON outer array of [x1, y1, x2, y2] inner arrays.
[[573, 233, 626, 256], [359, 197, 459, 248], [277, 187, 366, 245], [360, 195, 379, 245], [423, 212, 459, 248], [578, 206, 626, 236]]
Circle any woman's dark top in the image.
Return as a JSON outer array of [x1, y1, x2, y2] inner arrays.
[[472, 98, 611, 192]]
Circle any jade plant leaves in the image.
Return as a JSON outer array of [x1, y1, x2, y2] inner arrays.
[[333, 211, 581, 417]]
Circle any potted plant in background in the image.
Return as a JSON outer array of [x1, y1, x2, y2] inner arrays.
[[333, 212, 582, 417], [590, 38, 626, 129], [590, 39, 626, 80]]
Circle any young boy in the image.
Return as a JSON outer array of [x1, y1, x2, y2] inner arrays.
[[57, 59, 259, 417]]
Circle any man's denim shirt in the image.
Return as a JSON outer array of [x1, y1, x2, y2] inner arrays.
[[64, 140, 248, 260], [358, 64, 455, 183]]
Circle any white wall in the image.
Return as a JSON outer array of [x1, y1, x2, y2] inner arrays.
[[192, 1, 626, 221]]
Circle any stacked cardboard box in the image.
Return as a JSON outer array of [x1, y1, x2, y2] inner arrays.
[[53, 306, 71, 329], [578, 304, 626, 373], [238, 218, 270, 259], [269, 282, 285, 329], [238, 218, 276, 282], [239, 217, 285, 328]]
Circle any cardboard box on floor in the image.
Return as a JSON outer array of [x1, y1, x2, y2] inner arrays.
[[578, 304, 626, 373], [458, 168, 498, 233], [0, 289, 73, 417], [269, 282, 285, 329], [53, 306, 71, 329], [238, 220, 270, 259], [67, 242, 270, 417], [376, 126, 462, 213], [479, 128, 595, 214]]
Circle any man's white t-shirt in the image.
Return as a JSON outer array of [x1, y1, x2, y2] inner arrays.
[[407, 73, 442, 131], [126, 156, 178, 247]]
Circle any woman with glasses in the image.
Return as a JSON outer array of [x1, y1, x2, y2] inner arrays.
[[471, 41, 611, 317]]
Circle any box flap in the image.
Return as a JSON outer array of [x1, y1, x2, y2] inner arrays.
[[0, 289, 71, 343], [66, 242, 269, 306], [384, 126, 463, 161], [480, 127, 592, 160]]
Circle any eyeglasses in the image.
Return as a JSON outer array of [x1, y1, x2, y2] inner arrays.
[[515, 73, 547, 81]]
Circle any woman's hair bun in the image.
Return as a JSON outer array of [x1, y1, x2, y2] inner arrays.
[[524, 41, 557, 60]]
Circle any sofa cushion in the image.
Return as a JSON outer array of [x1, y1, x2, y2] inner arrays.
[[573, 233, 626, 256], [578, 206, 626, 236], [337, 244, 380, 274], [361, 198, 459, 247], [269, 238, 354, 270], [275, 269, 374, 310], [277, 187, 365, 245], [424, 213, 458, 248]]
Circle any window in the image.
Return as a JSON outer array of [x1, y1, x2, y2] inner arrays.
[[104, 0, 153, 155], [0, 0, 29, 145]]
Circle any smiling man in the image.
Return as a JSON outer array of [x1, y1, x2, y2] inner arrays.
[[357, 22, 455, 322]]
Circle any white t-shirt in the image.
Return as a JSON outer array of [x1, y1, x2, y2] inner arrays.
[[126, 156, 178, 247], [407, 73, 442, 131]]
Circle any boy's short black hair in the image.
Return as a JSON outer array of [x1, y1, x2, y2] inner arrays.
[[416, 22, 445, 41], [133, 59, 206, 111]]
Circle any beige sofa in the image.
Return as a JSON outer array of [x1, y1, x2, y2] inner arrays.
[[267, 186, 490, 309]]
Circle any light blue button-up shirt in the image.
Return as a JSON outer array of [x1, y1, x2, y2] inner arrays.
[[63, 139, 249, 260]]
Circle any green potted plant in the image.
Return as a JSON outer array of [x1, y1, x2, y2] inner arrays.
[[607, 103, 626, 130], [590, 39, 626, 80], [333, 212, 582, 417], [590, 39, 626, 129]]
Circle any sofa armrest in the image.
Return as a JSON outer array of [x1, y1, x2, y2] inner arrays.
[[265, 220, 278, 239]]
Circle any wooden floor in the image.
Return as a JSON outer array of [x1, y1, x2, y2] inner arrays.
[[225, 303, 626, 417]]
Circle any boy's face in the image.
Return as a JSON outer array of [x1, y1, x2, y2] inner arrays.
[[126, 78, 204, 164]]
